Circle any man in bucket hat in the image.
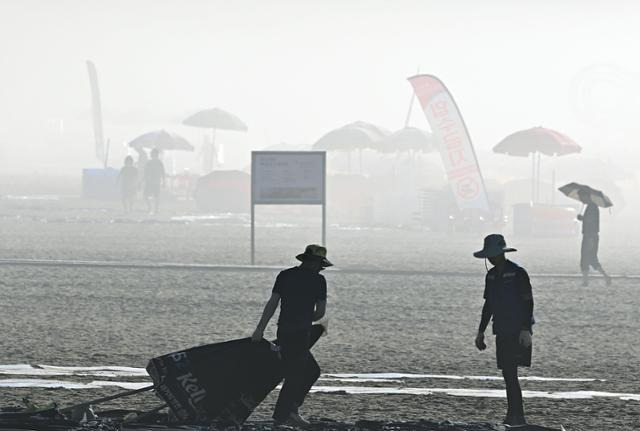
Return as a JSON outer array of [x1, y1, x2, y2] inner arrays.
[[252, 244, 332, 428], [473, 234, 534, 427]]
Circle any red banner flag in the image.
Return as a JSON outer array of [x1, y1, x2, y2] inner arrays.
[[409, 74, 490, 212]]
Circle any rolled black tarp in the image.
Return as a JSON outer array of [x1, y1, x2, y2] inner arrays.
[[147, 324, 325, 424]]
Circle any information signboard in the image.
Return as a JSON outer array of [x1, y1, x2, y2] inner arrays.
[[251, 151, 327, 264], [252, 152, 325, 205]]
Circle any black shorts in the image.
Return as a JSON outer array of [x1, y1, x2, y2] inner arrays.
[[496, 334, 532, 369], [276, 328, 311, 357]]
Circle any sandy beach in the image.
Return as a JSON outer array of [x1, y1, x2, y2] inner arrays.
[[0, 198, 638, 430], [3, 0, 640, 428]]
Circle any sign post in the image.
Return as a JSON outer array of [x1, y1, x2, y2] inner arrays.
[[251, 151, 327, 265]]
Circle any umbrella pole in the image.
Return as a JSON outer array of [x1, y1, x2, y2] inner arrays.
[[551, 169, 556, 204], [537, 152, 542, 203], [202, 133, 211, 174], [404, 66, 419, 127], [531, 153, 535, 204], [392, 153, 397, 186], [404, 90, 416, 128], [211, 128, 217, 171], [359, 149, 363, 175]]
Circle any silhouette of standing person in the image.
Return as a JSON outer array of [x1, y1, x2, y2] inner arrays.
[[117, 155, 138, 213], [251, 245, 331, 428], [577, 190, 611, 286], [474, 234, 534, 427], [143, 148, 165, 215], [134, 146, 148, 174]]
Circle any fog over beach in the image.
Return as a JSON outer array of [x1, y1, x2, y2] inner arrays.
[[1, 1, 640, 430]]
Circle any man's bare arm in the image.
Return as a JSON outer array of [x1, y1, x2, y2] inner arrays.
[[251, 293, 280, 341], [475, 300, 491, 351], [313, 300, 327, 321]]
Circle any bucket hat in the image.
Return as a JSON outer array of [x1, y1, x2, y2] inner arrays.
[[296, 244, 333, 267], [473, 234, 517, 258]]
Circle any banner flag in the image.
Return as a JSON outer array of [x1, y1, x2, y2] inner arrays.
[[408, 74, 490, 212], [86, 61, 105, 164]]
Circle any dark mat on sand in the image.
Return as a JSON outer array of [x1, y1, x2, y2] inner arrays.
[[120, 419, 563, 431], [0, 415, 563, 431]]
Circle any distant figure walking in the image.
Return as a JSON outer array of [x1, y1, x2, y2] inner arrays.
[[474, 234, 534, 427], [252, 245, 331, 428], [135, 146, 149, 174], [143, 148, 165, 214], [117, 155, 138, 212], [577, 190, 611, 286]]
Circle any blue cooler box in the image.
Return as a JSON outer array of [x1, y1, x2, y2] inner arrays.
[[82, 168, 119, 200]]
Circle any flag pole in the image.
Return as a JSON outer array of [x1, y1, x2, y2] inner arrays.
[[404, 67, 420, 128], [404, 91, 416, 128]]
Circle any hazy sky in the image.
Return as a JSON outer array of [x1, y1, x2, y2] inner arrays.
[[1, 0, 640, 174]]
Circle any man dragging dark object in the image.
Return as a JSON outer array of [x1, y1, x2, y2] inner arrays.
[[577, 190, 611, 286], [252, 245, 331, 428], [474, 234, 534, 427]]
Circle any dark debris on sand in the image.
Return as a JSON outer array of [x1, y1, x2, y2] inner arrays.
[[0, 408, 562, 431]]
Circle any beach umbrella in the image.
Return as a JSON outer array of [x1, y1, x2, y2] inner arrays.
[[183, 108, 248, 131], [494, 127, 581, 157], [128, 129, 194, 151], [493, 127, 582, 203], [347, 121, 391, 141], [312, 121, 390, 173], [376, 127, 434, 154], [183, 108, 248, 173], [558, 182, 613, 208]]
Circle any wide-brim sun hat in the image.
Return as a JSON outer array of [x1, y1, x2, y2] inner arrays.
[[473, 234, 517, 258], [296, 244, 333, 267]]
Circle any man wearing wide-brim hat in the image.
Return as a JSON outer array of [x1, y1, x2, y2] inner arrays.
[[252, 244, 332, 428], [473, 234, 534, 427]]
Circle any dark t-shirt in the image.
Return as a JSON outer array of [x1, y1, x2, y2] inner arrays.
[[272, 266, 327, 331], [582, 204, 599, 235], [144, 159, 165, 186], [483, 260, 533, 335]]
